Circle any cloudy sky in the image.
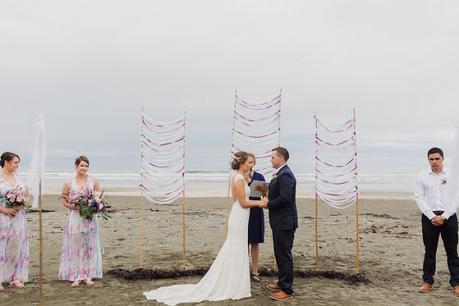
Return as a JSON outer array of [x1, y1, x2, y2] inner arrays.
[[1, 0, 458, 173]]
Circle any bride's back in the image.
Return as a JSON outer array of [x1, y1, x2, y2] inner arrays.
[[231, 173, 249, 203]]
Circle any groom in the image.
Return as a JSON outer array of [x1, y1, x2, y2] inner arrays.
[[261, 147, 298, 301]]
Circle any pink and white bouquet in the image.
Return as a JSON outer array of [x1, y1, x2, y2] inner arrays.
[[68, 188, 111, 221], [4, 186, 30, 209]]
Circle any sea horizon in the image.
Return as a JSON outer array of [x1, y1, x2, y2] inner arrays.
[[16, 171, 418, 199]]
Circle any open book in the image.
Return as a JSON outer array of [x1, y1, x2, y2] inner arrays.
[[249, 180, 269, 198]]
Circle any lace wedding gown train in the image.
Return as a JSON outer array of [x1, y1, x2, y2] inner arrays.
[[144, 173, 251, 305]]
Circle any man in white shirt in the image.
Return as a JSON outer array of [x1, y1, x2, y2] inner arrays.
[[415, 147, 459, 296]]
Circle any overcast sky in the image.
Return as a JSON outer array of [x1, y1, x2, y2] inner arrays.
[[1, 0, 458, 173]]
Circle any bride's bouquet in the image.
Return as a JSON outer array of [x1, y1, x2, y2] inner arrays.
[[4, 186, 30, 209], [68, 188, 111, 221]]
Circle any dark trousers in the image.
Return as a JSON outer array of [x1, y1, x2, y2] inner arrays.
[[272, 229, 295, 294], [422, 213, 459, 286]]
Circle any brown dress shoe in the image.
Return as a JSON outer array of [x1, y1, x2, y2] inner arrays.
[[270, 291, 293, 301], [266, 283, 281, 291], [452, 286, 459, 296], [418, 282, 433, 293]]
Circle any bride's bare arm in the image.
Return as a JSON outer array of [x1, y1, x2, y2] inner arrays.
[[234, 178, 267, 208]]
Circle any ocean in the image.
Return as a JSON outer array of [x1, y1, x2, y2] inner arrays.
[[18, 171, 417, 198]]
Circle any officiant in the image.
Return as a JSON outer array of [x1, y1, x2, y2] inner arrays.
[[247, 159, 266, 282]]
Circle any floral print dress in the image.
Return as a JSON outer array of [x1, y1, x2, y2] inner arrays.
[[58, 176, 102, 281], [0, 175, 29, 284]]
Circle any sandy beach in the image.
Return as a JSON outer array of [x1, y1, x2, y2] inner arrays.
[[2, 194, 459, 306]]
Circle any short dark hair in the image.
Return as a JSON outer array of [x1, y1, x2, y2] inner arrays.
[[75, 155, 90, 166], [0, 152, 20, 168], [427, 147, 444, 158], [273, 147, 289, 162]]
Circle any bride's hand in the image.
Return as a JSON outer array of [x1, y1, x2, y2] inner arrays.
[[259, 197, 268, 208]]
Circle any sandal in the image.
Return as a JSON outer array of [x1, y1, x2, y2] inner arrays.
[[251, 273, 261, 282], [0, 285, 4, 292], [10, 280, 25, 289]]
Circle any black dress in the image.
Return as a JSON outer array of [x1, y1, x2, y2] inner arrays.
[[248, 171, 266, 244]]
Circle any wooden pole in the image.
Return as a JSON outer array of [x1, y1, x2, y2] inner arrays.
[[139, 191, 145, 267], [181, 113, 188, 264], [225, 90, 237, 239], [353, 108, 360, 273], [139, 106, 145, 267], [38, 179, 44, 306], [315, 195, 320, 270], [355, 195, 360, 273], [224, 172, 232, 239], [181, 191, 187, 264]]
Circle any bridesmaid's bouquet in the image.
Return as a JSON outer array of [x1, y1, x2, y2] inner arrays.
[[68, 188, 111, 221], [4, 186, 30, 209]]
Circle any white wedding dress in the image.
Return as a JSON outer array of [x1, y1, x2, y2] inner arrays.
[[144, 173, 251, 305]]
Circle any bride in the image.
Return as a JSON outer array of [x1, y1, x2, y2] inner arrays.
[[144, 151, 267, 305]]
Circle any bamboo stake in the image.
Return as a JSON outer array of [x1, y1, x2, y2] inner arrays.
[[139, 106, 145, 267], [355, 195, 360, 273], [225, 90, 237, 239], [181, 113, 188, 264], [181, 191, 187, 264], [353, 108, 360, 273], [38, 179, 44, 306], [224, 172, 232, 239], [315, 195, 320, 270], [139, 191, 145, 267]]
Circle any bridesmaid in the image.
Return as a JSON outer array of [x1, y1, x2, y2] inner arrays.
[[0, 152, 30, 291], [58, 155, 103, 287], [247, 158, 266, 282]]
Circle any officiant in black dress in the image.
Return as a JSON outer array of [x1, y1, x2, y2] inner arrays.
[[248, 166, 266, 282]]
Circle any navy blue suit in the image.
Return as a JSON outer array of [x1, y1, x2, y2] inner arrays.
[[268, 164, 297, 294]]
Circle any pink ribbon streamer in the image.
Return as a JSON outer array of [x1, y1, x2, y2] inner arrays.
[[142, 136, 185, 147], [315, 176, 357, 185], [315, 118, 354, 133], [236, 94, 281, 106], [315, 135, 355, 146], [315, 165, 358, 176], [234, 110, 281, 123], [315, 188, 358, 198], [315, 156, 356, 168], [142, 115, 185, 128], [234, 129, 279, 139], [142, 119, 185, 135]]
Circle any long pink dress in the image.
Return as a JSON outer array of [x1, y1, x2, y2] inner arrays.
[[58, 176, 102, 281], [0, 175, 29, 284]]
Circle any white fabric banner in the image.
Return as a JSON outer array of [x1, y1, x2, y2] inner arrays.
[[26, 115, 47, 209]]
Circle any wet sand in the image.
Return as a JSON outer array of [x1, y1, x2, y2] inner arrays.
[[2, 195, 459, 305]]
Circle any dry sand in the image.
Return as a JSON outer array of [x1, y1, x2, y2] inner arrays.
[[2, 195, 459, 305]]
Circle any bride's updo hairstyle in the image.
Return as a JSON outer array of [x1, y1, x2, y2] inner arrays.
[[230, 151, 254, 170], [0, 152, 20, 168]]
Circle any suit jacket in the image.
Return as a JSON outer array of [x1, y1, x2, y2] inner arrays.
[[268, 165, 298, 230]]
